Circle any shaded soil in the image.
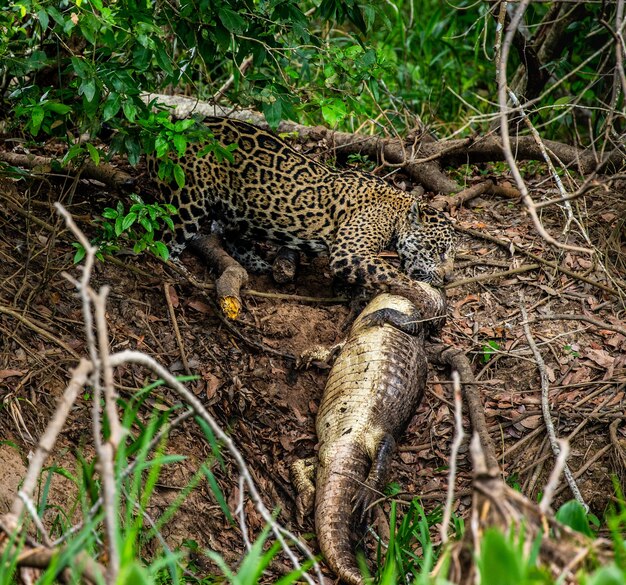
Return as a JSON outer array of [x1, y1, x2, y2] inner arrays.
[[1, 147, 625, 580]]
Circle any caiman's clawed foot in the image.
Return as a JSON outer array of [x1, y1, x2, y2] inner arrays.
[[297, 341, 346, 369], [290, 457, 317, 524], [351, 484, 380, 529], [360, 308, 424, 337]]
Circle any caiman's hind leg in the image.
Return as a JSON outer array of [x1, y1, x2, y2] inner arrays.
[[352, 433, 396, 528]]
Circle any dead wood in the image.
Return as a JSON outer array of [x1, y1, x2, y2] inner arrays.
[[437, 435, 613, 585], [505, 3, 587, 102], [0, 525, 104, 585], [141, 94, 626, 195], [272, 246, 300, 284], [0, 151, 134, 190], [457, 225, 623, 297], [188, 233, 249, 320], [431, 179, 520, 212]]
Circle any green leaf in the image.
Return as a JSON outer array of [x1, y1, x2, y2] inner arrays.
[[122, 100, 138, 122], [152, 241, 169, 261], [103, 92, 121, 121], [86, 143, 100, 165], [481, 340, 500, 363], [587, 565, 626, 585], [30, 106, 45, 135], [115, 215, 124, 237], [125, 136, 142, 166], [140, 217, 153, 233], [121, 212, 137, 232], [73, 244, 86, 264], [172, 134, 187, 157], [37, 9, 49, 31], [45, 102, 72, 115], [117, 562, 151, 585], [173, 164, 185, 189], [79, 79, 97, 103], [219, 7, 246, 33], [556, 500, 594, 537], [263, 100, 282, 129], [155, 136, 169, 159], [320, 98, 347, 127], [102, 208, 118, 219], [477, 529, 522, 585], [62, 144, 84, 166]]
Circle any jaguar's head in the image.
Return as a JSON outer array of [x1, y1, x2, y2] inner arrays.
[[396, 203, 456, 287]]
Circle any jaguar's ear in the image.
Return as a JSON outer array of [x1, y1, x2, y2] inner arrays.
[[408, 200, 421, 224]]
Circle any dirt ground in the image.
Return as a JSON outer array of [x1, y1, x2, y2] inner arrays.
[[1, 145, 625, 580]]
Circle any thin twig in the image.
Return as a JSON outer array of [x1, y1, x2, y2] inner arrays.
[[164, 282, 191, 375], [56, 203, 120, 583], [0, 304, 80, 359], [445, 263, 539, 289], [441, 371, 464, 545], [496, 0, 592, 255], [457, 225, 621, 296], [520, 294, 587, 510], [539, 439, 570, 514], [9, 359, 92, 521], [531, 313, 626, 337]]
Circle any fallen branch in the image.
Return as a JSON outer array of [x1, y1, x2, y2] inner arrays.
[[0, 304, 80, 359], [141, 94, 625, 194], [457, 225, 621, 297], [437, 434, 612, 585], [431, 179, 520, 212], [0, 151, 134, 190], [441, 371, 464, 545], [531, 313, 626, 337], [188, 233, 249, 320], [445, 263, 540, 289]]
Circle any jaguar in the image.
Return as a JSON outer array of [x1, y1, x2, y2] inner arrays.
[[147, 117, 456, 292]]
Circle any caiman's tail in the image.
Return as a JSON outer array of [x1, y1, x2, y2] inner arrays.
[[315, 441, 370, 585]]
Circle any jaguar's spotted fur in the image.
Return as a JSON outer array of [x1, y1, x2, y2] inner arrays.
[[147, 117, 455, 289]]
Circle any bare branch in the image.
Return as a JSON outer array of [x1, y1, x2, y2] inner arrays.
[[519, 294, 587, 510], [539, 439, 570, 514], [496, 1, 593, 255], [441, 371, 464, 545]]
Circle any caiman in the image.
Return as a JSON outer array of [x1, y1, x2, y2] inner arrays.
[[292, 290, 438, 585]]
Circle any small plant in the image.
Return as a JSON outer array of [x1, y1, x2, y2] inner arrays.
[[481, 340, 501, 363], [563, 344, 581, 358], [73, 195, 177, 263], [476, 526, 550, 585], [555, 500, 599, 537], [374, 498, 462, 585]]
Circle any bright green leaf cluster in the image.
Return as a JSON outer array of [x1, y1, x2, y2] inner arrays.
[[73, 194, 177, 263]]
